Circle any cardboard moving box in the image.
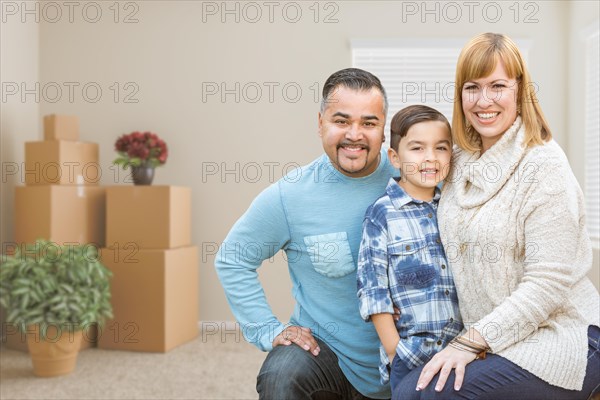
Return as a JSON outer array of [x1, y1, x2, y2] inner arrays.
[[43, 114, 79, 141], [14, 185, 106, 247], [106, 186, 191, 249], [97, 246, 199, 352], [25, 141, 99, 185]]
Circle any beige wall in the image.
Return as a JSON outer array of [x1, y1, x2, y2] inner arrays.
[[2, 1, 596, 324], [1, 7, 40, 247], [567, 1, 600, 289], [0, 4, 40, 326]]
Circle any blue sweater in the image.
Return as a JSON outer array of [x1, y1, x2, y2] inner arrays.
[[215, 150, 396, 398]]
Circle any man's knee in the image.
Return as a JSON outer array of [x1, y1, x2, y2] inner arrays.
[[257, 342, 341, 399], [257, 345, 316, 396]]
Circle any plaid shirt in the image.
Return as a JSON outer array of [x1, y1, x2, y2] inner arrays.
[[357, 178, 463, 384]]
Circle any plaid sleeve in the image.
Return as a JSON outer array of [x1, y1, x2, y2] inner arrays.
[[357, 215, 394, 321]]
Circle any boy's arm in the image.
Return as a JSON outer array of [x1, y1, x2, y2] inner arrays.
[[371, 313, 400, 363], [357, 213, 398, 365]]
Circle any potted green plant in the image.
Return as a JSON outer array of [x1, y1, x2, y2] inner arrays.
[[113, 131, 168, 185], [0, 240, 113, 377]]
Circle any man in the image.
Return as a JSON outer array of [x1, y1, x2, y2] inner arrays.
[[215, 68, 396, 399]]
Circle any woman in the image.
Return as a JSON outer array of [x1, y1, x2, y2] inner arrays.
[[395, 33, 600, 399]]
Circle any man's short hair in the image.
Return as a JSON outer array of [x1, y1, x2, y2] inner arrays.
[[320, 68, 388, 116]]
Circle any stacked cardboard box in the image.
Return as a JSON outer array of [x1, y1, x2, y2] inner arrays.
[[98, 186, 199, 352], [4, 115, 105, 351]]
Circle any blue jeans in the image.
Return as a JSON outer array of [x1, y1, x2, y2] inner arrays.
[[256, 338, 380, 400], [394, 325, 600, 400], [390, 354, 413, 396]]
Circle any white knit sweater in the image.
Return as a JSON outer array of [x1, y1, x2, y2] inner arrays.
[[438, 117, 600, 390]]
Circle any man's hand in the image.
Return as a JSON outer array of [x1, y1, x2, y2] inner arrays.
[[272, 326, 320, 356]]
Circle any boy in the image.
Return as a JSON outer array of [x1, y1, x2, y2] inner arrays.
[[356, 105, 463, 397]]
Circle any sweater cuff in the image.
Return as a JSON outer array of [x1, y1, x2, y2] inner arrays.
[[245, 321, 286, 352], [474, 308, 515, 353]]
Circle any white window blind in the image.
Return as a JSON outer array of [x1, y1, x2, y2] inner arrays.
[[352, 40, 461, 136], [585, 30, 600, 243], [352, 39, 530, 144]]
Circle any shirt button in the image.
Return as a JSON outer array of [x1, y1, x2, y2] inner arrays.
[[445, 290, 450, 296], [450, 318, 454, 323], [428, 213, 433, 218], [436, 238, 441, 244], [405, 245, 411, 251], [437, 340, 442, 346], [441, 264, 446, 269]]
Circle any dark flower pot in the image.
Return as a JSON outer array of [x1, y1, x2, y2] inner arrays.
[[131, 165, 155, 185]]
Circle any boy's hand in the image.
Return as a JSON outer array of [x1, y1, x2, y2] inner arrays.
[[393, 306, 401, 321], [387, 351, 397, 365], [272, 326, 321, 356]]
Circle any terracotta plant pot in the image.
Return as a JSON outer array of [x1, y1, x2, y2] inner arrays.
[[26, 325, 83, 377]]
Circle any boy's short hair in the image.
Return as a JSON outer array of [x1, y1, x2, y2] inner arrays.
[[390, 105, 451, 150]]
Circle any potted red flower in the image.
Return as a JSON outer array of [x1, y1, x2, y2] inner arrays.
[[113, 131, 168, 185]]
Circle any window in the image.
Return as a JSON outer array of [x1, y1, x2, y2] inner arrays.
[[584, 29, 600, 244], [352, 39, 530, 143], [352, 40, 461, 137]]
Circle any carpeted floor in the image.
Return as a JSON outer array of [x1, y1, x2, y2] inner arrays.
[[0, 330, 267, 400]]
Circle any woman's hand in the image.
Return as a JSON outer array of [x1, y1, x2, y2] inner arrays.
[[416, 345, 477, 392]]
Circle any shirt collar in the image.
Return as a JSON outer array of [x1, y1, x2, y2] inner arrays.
[[385, 177, 441, 210]]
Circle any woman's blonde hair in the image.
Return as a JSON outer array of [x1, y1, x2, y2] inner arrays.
[[452, 33, 552, 152]]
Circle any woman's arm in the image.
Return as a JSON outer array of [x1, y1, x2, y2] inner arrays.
[[416, 153, 592, 392], [475, 158, 589, 351]]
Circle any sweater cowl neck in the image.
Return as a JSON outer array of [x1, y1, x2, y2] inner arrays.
[[454, 116, 528, 208]]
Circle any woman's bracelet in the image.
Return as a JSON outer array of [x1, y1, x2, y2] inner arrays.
[[448, 341, 479, 354], [448, 341, 487, 360], [449, 336, 490, 360], [454, 336, 488, 351]]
